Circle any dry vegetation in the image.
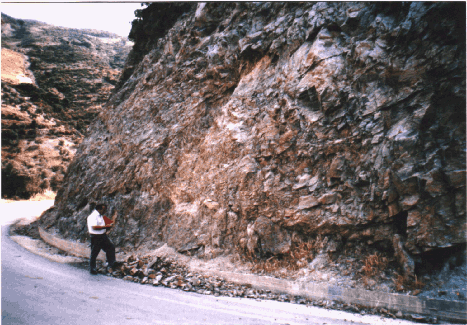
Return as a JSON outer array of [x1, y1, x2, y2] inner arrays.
[[1, 190, 56, 203], [247, 236, 324, 278], [361, 252, 389, 278], [393, 274, 425, 293], [244, 237, 427, 295]]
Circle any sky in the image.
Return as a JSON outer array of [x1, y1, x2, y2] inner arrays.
[[1, 2, 145, 37]]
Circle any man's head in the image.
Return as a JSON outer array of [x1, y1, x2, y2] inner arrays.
[[95, 203, 107, 214]]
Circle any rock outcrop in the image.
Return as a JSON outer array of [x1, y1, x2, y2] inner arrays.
[[1, 13, 132, 198], [41, 2, 466, 278]]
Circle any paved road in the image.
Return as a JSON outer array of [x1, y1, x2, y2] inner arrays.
[[0, 200, 54, 226], [1, 201, 415, 325]]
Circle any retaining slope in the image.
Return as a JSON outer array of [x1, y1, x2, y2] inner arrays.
[[39, 227, 467, 324]]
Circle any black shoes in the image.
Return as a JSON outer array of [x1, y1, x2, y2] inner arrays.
[[91, 262, 121, 275]]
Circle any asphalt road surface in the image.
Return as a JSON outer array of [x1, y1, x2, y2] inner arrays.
[[1, 201, 415, 325]]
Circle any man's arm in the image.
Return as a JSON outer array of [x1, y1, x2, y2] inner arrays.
[[111, 210, 117, 223], [87, 210, 112, 231], [92, 225, 112, 230]]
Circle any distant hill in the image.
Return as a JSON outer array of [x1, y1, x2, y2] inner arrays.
[[1, 13, 132, 199]]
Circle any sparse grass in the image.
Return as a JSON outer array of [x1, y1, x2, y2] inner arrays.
[[29, 189, 56, 201], [248, 239, 316, 278], [354, 251, 393, 289], [361, 252, 388, 278], [2, 190, 56, 203], [246, 235, 347, 278], [393, 273, 425, 293], [246, 239, 428, 295]]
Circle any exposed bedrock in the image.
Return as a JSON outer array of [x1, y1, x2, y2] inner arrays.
[[40, 2, 466, 277]]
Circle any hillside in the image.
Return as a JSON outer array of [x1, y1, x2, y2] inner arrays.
[[40, 2, 466, 294], [1, 13, 132, 198]]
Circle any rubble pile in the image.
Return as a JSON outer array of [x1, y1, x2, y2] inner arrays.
[[97, 254, 416, 321], [92, 253, 451, 323]]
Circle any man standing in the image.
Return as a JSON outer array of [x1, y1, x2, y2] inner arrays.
[[87, 203, 116, 275]]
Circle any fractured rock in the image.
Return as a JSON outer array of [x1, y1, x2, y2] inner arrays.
[[254, 216, 291, 255], [39, 2, 466, 276]]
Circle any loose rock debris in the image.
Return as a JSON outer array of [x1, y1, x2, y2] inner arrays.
[[9, 221, 464, 324], [91, 254, 430, 323]]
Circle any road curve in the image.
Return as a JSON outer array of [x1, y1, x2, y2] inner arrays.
[[1, 202, 415, 325]]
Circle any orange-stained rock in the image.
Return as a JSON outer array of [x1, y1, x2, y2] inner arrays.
[[38, 2, 466, 276]]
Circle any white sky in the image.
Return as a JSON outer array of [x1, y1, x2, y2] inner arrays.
[[1, 2, 145, 37]]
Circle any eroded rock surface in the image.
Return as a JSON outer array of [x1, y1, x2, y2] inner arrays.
[[41, 2, 466, 279], [1, 13, 132, 198]]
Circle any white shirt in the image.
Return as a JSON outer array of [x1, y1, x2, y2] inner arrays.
[[87, 210, 106, 235]]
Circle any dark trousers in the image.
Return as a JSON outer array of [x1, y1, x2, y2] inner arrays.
[[90, 234, 115, 271]]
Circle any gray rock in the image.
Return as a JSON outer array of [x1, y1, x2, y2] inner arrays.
[[254, 216, 291, 255]]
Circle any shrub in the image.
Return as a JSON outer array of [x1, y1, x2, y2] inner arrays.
[[361, 252, 388, 278], [247, 238, 315, 277], [393, 274, 425, 292]]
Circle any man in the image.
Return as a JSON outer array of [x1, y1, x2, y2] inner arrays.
[[87, 203, 117, 275]]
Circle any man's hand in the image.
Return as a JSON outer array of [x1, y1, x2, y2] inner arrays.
[[106, 211, 118, 233], [111, 211, 118, 223]]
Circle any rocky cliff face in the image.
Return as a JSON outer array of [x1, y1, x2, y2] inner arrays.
[[41, 2, 466, 279], [1, 13, 132, 198]]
